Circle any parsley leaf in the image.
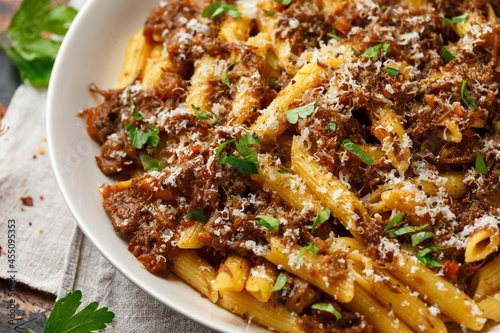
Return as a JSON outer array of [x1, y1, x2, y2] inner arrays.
[[140, 154, 162, 172], [442, 13, 468, 24], [125, 120, 160, 149], [341, 140, 374, 166], [461, 79, 478, 109], [268, 77, 277, 85], [277, 166, 294, 174], [387, 224, 429, 238], [475, 152, 487, 174], [191, 104, 216, 121], [128, 90, 143, 120], [217, 134, 259, 175], [440, 48, 455, 64], [0, 0, 78, 87], [312, 207, 331, 233], [327, 122, 337, 131], [253, 215, 280, 233], [186, 208, 209, 222], [416, 247, 447, 267], [384, 213, 403, 232], [202, 1, 242, 20], [382, 67, 400, 75], [311, 303, 342, 320], [270, 272, 287, 292], [285, 102, 316, 124], [221, 60, 241, 87], [327, 26, 342, 40], [296, 242, 320, 261], [263, 9, 275, 17], [380, 5, 388, 10], [411, 231, 435, 247], [360, 43, 391, 59], [44, 290, 114, 333], [274, 0, 292, 5]]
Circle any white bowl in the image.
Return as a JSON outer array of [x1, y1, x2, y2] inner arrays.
[[46, 0, 267, 331]]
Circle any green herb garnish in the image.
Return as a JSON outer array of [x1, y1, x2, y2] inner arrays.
[[442, 13, 468, 25], [311, 303, 342, 320], [216, 134, 260, 175], [125, 120, 160, 149], [416, 247, 447, 267], [186, 207, 209, 222], [221, 60, 241, 87], [0, 0, 78, 87], [384, 213, 403, 232], [360, 43, 391, 59], [128, 90, 142, 120], [382, 67, 400, 75], [380, 5, 388, 10], [253, 215, 280, 233], [461, 79, 478, 109], [285, 102, 316, 124], [440, 48, 455, 64], [191, 104, 218, 124], [274, 0, 292, 5], [341, 140, 374, 166], [202, 1, 242, 20], [411, 231, 435, 247], [40, 290, 114, 333], [372, 264, 386, 269], [327, 26, 343, 40], [140, 154, 162, 172], [311, 207, 331, 233], [327, 122, 337, 131], [268, 77, 277, 85], [270, 272, 287, 292], [296, 242, 320, 261], [263, 9, 275, 17], [351, 47, 360, 57], [277, 166, 294, 174], [475, 152, 487, 174], [387, 224, 429, 238]]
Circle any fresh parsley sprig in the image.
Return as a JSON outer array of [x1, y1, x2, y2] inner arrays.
[[27, 290, 114, 333], [253, 215, 280, 233], [311, 207, 331, 233], [341, 140, 374, 166], [0, 0, 78, 87], [186, 207, 209, 222], [285, 102, 316, 124], [202, 1, 242, 20], [311, 303, 342, 320], [216, 134, 260, 175]]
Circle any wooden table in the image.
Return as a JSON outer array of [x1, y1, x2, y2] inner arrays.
[[0, 1, 70, 332]]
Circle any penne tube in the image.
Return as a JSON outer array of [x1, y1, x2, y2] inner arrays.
[[142, 44, 173, 88], [471, 254, 500, 301], [177, 221, 205, 249], [185, 54, 218, 113], [477, 290, 500, 321], [213, 254, 252, 292], [117, 29, 153, 88], [245, 260, 279, 302], [465, 229, 500, 263]]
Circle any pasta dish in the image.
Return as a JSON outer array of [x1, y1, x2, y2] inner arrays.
[[84, 0, 500, 331]]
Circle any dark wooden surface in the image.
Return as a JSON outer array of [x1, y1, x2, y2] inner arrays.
[[0, 1, 70, 332]]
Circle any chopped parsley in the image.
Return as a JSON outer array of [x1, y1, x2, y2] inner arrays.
[[387, 224, 429, 238], [411, 231, 435, 247], [285, 102, 316, 124], [270, 272, 287, 292], [0, 0, 78, 87], [277, 166, 294, 174], [125, 120, 160, 149], [311, 303, 342, 320], [263, 9, 275, 17], [216, 134, 260, 175], [221, 60, 241, 87], [461, 79, 478, 109], [442, 13, 468, 25], [341, 140, 374, 166], [327, 122, 337, 132], [382, 67, 400, 75], [360, 43, 391, 59], [475, 152, 487, 174], [296, 242, 320, 261], [311, 207, 331, 233], [140, 154, 162, 172], [327, 26, 342, 40], [253, 215, 280, 233], [384, 213, 403, 232], [202, 1, 242, 20], [39, 290, 114, 333], [186, 208, 209, 222], [129, 90, 143, 120]]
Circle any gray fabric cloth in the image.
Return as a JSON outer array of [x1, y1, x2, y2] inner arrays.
[[0, 83, 212, 332]]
